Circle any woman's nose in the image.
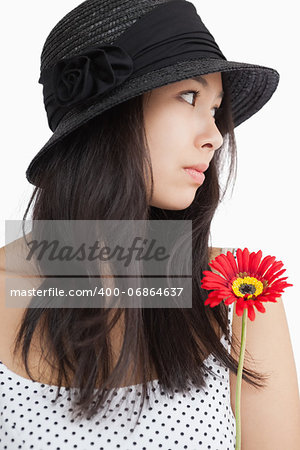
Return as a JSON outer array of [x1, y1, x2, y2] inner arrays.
[[196, 119, 224, 152]]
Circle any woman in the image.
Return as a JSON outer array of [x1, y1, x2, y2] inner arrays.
[[0, 0, 299, 448]]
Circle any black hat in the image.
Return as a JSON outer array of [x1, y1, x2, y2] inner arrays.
[[26, 0, 280, 186]]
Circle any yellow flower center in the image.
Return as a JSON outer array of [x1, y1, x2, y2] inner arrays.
[[232, 276, 264, 299]]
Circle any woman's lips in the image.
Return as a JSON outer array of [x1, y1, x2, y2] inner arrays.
[[184, 167, 205, 185]]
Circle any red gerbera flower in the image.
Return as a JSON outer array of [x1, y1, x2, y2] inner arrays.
[[201, 248, 293, 321]]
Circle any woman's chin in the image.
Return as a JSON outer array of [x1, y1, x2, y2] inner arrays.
[[150, 194, 196, 210]]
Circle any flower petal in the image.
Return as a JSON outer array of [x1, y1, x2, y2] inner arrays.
[[215, 253, 236, 279], [236, 248, 244, 273], [249, 250, 262, 275], [209, 298, 223, 307], [226, 250, 239, 275], [271, 276, 288, 283], [224, 296, 236, 305], [242, 248, 250, 273], [269, 278, 292, 291], [267, 268, 286, 284], [257, 254, 276, 277], [247, 304, 256, 321], [263, 261, 284, 281], [201, 271, 227, 284], [235, 299, 245, 316], [204, 294, 223, 307], [201, 282, 227, 290], [201, 275, 226, 286], [206, 291, 222, 301], [209, 259, 231, 279], [260, 292, 280, 302], [254, 301, 266, 313]]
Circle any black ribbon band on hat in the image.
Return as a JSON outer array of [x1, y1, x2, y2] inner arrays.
[[40, 0, 227, 132]]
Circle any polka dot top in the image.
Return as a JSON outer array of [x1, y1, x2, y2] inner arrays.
[[0, 248, 237, 449]]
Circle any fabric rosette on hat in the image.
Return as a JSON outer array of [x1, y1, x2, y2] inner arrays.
[[42, 45, 133, 112]]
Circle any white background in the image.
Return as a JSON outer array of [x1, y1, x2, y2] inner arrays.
[[1, 1, 299, 386]]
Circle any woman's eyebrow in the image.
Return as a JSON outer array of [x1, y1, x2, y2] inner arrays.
[[191, 76, 224, 99]]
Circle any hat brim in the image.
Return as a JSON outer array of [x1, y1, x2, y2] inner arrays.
[[26, 57, 279, 185]]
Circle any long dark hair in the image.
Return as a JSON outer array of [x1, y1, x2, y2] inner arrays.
[[13, 72, 269, 428]]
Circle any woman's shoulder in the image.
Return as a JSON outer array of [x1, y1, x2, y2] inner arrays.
[[229, 287, 300, 446], [0, 234, 33, 274], [0, 239, 56, 383], [0, 240, 32, 362], [0, 244, 5, 272]]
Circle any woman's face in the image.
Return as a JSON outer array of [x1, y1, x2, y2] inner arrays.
[[143, 72, 224, 210]]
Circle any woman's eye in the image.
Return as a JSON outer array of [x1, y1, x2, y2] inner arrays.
[[211, 107, 220, 118], [180, 91, 221, 118], [180, 90, 199, 106]]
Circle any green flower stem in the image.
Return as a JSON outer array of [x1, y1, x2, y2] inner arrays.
[[235, 308, 247, 450]]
